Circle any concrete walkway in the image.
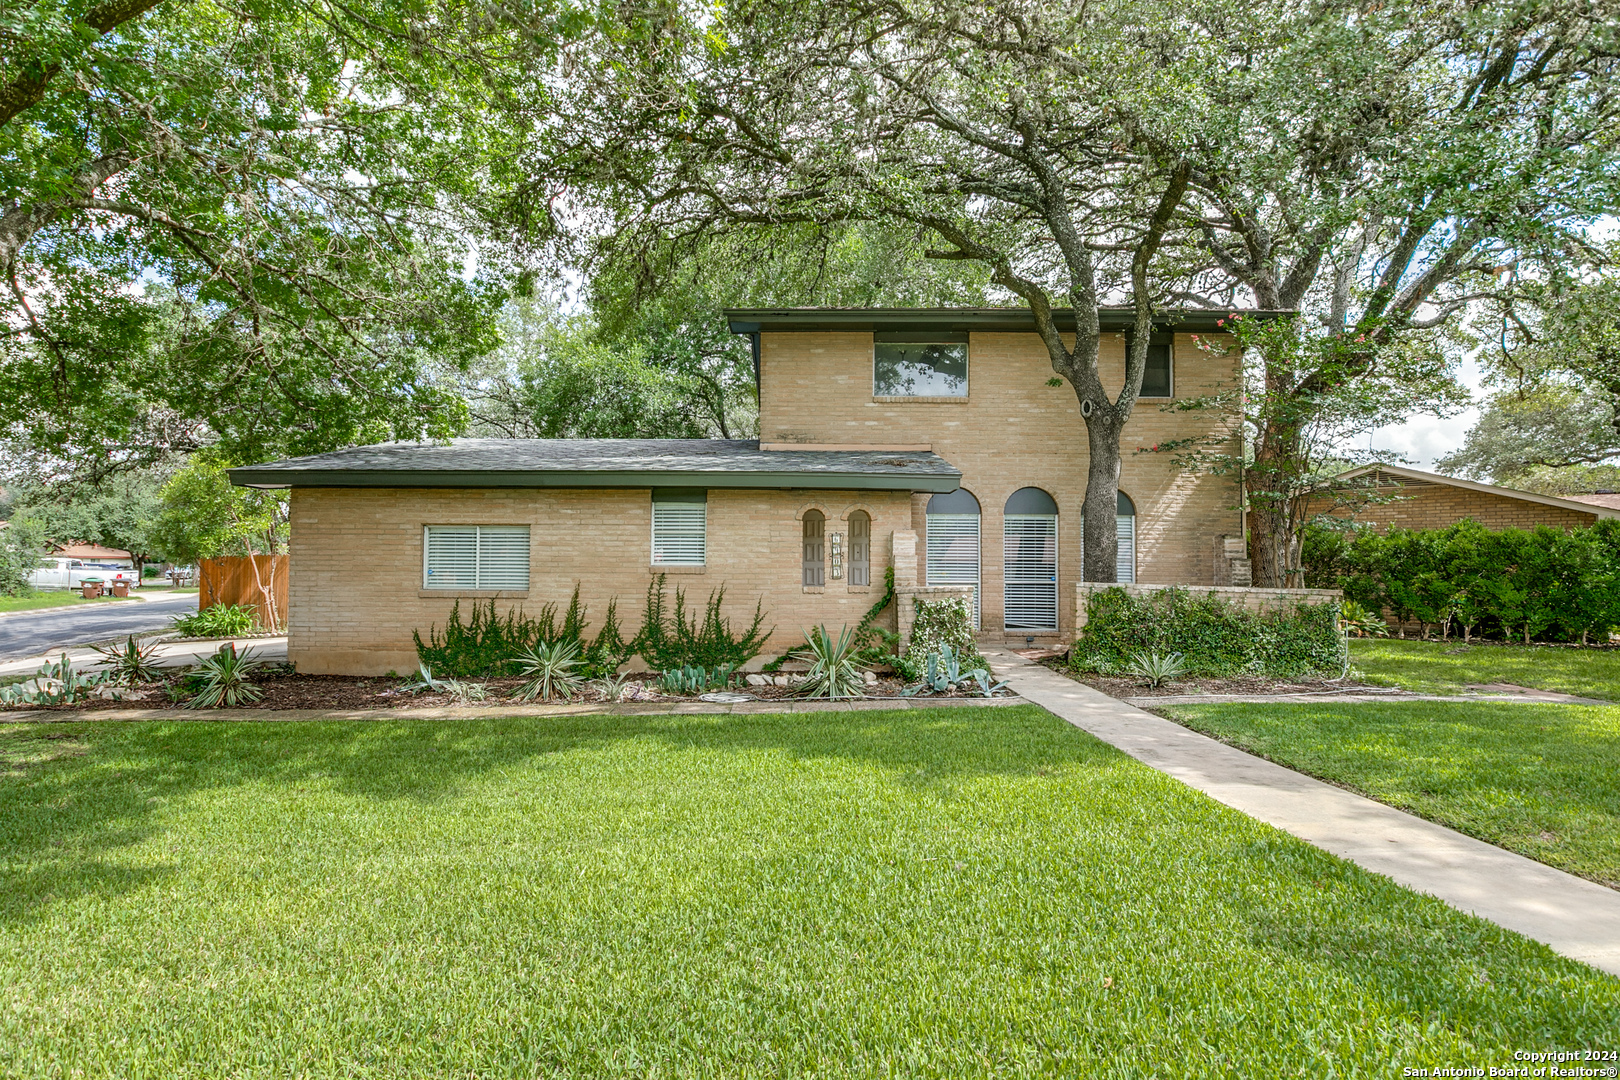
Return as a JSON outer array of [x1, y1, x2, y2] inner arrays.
[[985, 648, 1620, 978], [0, 636, 288, 679]]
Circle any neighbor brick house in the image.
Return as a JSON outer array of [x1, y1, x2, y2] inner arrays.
[[231, 307, 1263, 675], [1314, 464, 1620, 532]]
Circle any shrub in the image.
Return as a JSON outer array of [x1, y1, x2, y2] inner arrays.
[[511, 640, 585, 702], [793, 625, 865, 699], [633, 575, 771, 670], [1071, 587, 1344, 678], [92, 635, 164, 686], [414, 587, 631, 679], [903, 596, 984, 672], [170, 604, 258, 638], [1302, 518, 1620, 643], [185, 643, 265, 709]]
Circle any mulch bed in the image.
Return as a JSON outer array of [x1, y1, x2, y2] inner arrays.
[[13, 671, 998, 712], [1036, 657, 1387, 699]]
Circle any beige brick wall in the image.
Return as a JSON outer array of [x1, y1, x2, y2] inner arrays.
[[1309, 486, 1599, 533], [758, 330, 1245, 634], [289, 486, 913, 675]]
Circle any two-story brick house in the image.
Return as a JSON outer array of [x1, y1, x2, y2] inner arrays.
[[231, 307, 1255, 675]]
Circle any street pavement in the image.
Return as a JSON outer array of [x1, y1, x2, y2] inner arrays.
[[0, 591, 198, 661]]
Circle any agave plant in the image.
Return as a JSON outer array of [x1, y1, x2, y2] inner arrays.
[[93, 635, 164, 687], [400, 662, 447, 694], [185, 643, 265, 709], [794, 624, 866, 699], [970, 669, 1010, 697], [442, 679, 490, 705], [1122, 649, 1188, 689], [593, 672, 633, 702], [511, 639, 585, 701]]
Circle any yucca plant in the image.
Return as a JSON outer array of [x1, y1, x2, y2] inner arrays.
[[794, 624, 866, 699], [400, 662, 447, 694], [442, 679, 490, 705], [93, 635, 164, 686], [511, 639, 585, 701], [185, 644, 265, 709], [1122, 649, 1188, 689]]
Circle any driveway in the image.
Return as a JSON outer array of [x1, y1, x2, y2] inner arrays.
[[0, 592, 198, 660]]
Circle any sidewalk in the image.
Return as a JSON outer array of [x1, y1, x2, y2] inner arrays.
[[0, 636, 288, 678], [985, 648, 1620, 978]]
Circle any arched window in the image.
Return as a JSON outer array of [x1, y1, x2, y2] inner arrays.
[[847, 511, 871, 587], [1115, 491, 1137, 583], [926, 488, 981, 627], [1004, 488, 1058, 630], [1079, 491, 1139, 583], [802, 510, 825, 587]]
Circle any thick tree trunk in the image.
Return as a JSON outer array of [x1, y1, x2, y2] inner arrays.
[[1247, 408, 1307, 588], [1080, 410, 1125, 582]]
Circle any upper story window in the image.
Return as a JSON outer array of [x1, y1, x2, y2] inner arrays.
[[423, 525, 530, 591], [652, 489, 706, 566], [873, 336, 969, 398], [1139, 333, 1173, 398]]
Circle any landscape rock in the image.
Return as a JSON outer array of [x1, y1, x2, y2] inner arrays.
[[745, 673, 771, 687]]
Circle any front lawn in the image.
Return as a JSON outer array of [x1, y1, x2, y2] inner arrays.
[[1, 709, 1612, 1076], [1351, 637, 1620, 700], [0, 591, 133, 615], [1159, 700, 1620, 888]]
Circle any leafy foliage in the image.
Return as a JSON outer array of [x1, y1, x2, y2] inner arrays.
[[149, 454, 286, 564], [1339, 601, 1389, 639], [903, 597, 984, 674], [0, 513, 46, 596], [170, 604, 259, 638], [1071, 588, 1345, 679], [1304, 519, 1620, 644], [511, 640, 586, 702], [184, 644, 264, 709], [632, 576, 771, 671], [414, 588, 623, 679]]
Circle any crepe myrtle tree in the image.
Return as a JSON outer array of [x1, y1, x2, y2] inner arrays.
[[1155, 0, 1620, 585], [516, 0, 1208, 581]]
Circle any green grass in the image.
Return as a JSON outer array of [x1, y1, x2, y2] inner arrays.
[[1160, 700, 1620, 888], [0, 591, 133, 614], [0, 709, 1613, 1077], [1351, 637, 1620, 699]]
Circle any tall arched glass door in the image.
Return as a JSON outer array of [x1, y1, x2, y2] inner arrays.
[[1079, 491, 1138, 583], [926, 488, 981, 628], [1004, 487, 1058, 630]]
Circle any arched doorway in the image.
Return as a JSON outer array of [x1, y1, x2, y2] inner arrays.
[[1003, 487, 1058, 630], [926, 488, 981, 627]]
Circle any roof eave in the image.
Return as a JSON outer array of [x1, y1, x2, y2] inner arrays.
[[1335, 463, 1620, 519], [724, 306, 1293, 335], [228, 467, 962, 493]]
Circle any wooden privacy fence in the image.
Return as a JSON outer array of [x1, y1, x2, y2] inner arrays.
[[199, 555, 289, 630]]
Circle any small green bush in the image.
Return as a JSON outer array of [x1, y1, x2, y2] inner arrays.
[[1071, 587, 1344, 678], [904, 596, 985, 672], [633, 575, 771, 670], [170, 604, 258, 638], [414, 587, 632, 679]]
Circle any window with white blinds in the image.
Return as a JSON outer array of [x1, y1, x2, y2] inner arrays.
[[652, 490, 707, 566], [926, 514, 981, 627], [1004, 515, 1058, 629], [423, 525, 530, 590]]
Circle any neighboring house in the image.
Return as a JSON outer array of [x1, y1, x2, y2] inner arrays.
[[1316, 464, 1620, 532], [230, 307, 1261, 675], [50, 542, 135, 568]]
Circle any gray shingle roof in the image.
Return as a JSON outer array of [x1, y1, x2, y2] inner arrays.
[[228, 439, 963, 492]]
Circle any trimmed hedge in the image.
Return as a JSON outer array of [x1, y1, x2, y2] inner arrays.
[[1304, 519, 1620, 643], [1071, 587, 1345, 677]]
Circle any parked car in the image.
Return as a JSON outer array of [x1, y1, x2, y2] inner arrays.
[[27, 558, 141, 592]]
